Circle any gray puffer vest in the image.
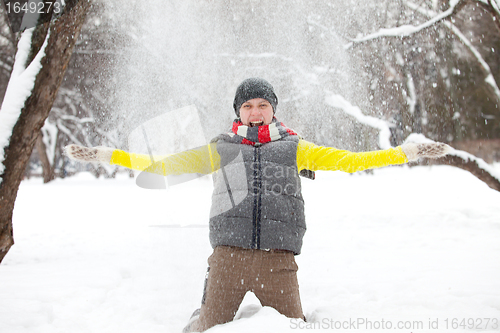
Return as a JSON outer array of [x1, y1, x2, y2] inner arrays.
[[209, 134, 306, 255]]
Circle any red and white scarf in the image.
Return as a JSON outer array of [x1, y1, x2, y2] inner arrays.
[[213, 117, 315, 179], [231, 117, 298, 146]]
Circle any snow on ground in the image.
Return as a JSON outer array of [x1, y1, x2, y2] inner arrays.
[[1, 165, 500, 333]]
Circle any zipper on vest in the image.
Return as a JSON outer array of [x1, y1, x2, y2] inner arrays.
[[251, 146, 262, 250], [221, 167, 236, 208]]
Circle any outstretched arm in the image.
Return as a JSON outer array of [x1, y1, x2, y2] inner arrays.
[[65, 144, 220, 175], [296, 140, 451, 173]]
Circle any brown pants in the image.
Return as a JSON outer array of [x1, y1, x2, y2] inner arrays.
[[190, 246, 304, 332]]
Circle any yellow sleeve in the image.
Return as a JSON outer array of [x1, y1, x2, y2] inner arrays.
[[297, 139, 408, 173], [109, 143, 221, 176]]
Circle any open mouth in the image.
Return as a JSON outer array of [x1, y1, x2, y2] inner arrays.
[[250, 121, 264, 127]]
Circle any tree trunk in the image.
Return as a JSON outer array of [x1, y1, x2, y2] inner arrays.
[[35, 130, 54, 183], [0, 0, 91, 263]]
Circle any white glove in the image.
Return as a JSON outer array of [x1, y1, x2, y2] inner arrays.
[[64, 144, 114, 164], [401, 142, 452, 162]]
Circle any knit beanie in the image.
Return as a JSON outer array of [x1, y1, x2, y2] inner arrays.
[[233, 78, 278, 117]]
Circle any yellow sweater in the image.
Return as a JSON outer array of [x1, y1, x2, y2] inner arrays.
[[109, 139, 408, 175]]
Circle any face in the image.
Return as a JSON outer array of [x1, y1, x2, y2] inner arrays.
[[239, 98, 274, 127]]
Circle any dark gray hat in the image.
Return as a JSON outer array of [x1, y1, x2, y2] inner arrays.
[[233, 78, 278, 116]]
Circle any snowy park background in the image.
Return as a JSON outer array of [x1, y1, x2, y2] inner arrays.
[[1, 0, 500, 332], [1, 164, 500, 333]]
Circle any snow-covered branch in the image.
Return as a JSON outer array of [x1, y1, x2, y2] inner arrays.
[[345, 0, 467, 48], [405, 133, 500, 191], [482, 0, 500, 31], [447, 149, 500, 185], [55, 113, 94, 123], [324, 95, 500, 191], [446, 22, 500, 101], [324, 94, 393, 149], [490, 0, 500, 17], [405, 0, 500, 102], [0, 28, 50, 182]]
